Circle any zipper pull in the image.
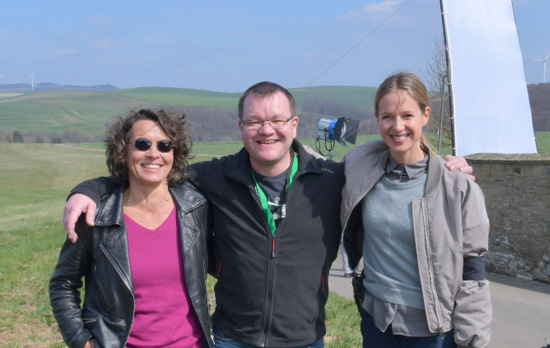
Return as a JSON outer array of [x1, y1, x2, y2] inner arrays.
[[271, 239, 276, 259]]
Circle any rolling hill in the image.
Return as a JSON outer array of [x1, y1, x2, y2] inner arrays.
[[0, 85, 378, 143], [1, 83, 548, 147]]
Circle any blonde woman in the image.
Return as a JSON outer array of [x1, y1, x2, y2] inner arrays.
[[341, 72, 492, 348]]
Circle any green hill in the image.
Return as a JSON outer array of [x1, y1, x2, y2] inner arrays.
[[290, 85, 376, 110], [0, 91, 155, 138], [0, 85, 377, 142], [111, 87, 242, 108], [3, 84, 547, 154]]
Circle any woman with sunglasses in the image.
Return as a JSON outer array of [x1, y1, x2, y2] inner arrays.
[[50, 109, 213, 348]]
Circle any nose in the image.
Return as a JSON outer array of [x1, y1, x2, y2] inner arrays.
[[145, 144, 162, 157], [259, 121, 275, 134], [392, 116, 404, 131]]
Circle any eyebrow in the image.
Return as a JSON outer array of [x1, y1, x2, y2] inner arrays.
[[245, 114, 288, 120]]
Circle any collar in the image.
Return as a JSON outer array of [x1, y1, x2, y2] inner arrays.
[[95, 182, 206, 227], [224, 139, 326, 187], [385, 154, 429, 181]]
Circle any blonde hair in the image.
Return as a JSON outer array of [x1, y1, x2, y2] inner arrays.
[[374, 72, 436, 155]]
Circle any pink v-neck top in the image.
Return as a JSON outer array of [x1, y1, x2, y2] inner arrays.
[[124, 207, 204, 347]]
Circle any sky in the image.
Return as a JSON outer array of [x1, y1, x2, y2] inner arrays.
[[0, 0, 548, 92]]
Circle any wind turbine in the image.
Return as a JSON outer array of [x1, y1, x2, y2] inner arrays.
[[28, 72, 35, 90], [531, 52, 550, 83]]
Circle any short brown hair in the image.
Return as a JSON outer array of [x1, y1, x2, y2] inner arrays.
[[238, 81, 297, 120]]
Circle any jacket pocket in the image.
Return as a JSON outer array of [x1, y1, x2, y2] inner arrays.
[[83, 317, 97, 329]]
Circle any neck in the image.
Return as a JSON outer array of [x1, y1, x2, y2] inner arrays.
[[124, 181, 173, 210], [390, 147, 427, 165]]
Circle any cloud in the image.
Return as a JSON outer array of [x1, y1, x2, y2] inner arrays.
[[87, 15, 112, 28], [225, 43, 240, 50], [363, 0, 403, 13], [52, 49, 78, 56], [89, 39, 126, 51], [338, 0, 402, 21]]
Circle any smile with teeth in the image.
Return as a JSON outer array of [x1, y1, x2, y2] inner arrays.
[[392, 134, 409, 140], [142, 164, 161, 169], [259, 140, 277, 144]]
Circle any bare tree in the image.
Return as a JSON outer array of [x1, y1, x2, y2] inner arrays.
[[424, 37, 453, 154]]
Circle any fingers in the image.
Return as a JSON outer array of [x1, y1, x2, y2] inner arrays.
[[444, 155, 475, 181], [62, 194, 97, 243], [63, 204, 80, 243], [444, 155, 471, 173], [444, 154, 458, 170], [85, 203, 97, 229]]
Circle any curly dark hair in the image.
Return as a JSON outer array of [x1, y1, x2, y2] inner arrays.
[[105, 108, 192, 186]]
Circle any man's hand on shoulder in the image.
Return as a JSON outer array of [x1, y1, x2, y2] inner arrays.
[[63, 193, 97, 243], [444, 155, 475, 181]]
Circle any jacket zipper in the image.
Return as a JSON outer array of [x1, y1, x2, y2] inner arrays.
[[420, 200, 444, 333], [271, 238, 276, 258], [250, 184, 276, 346], [263, 235, 276, 347], [251, 165, 301, 346]]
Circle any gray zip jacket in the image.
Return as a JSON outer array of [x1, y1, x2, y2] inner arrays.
[[340, 139, 492, 348]]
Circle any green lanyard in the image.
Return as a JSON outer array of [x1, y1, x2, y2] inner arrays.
[[252, 150, 298, 236]]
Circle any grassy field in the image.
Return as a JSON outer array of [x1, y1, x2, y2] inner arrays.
[[2, 133, 548, 346], [0, 142, 361, 347], [0, 143, 108, 347], [535, 132, 550, 153]]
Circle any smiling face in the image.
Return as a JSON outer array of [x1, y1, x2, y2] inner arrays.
[[126, 119, 174, 187], [376, 89, 430, 164], [239, 91, 298, 176]]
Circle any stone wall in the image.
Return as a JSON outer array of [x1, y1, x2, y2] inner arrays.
[[466, 153, 550, 283]]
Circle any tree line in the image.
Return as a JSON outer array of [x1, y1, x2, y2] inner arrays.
[[2, 83, 549, 144]]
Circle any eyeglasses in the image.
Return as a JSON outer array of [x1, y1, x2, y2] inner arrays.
[[133, 138, 173, 153], [242, 115, 294, 131]]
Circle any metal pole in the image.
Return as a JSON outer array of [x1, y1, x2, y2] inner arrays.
[[439, 0, 456, 156], [437, 72, 447, 153]]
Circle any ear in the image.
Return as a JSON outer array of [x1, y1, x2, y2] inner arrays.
[[291, 116, 299, 138], [422, 106, 431, 126], [239, 120, 245, 140]]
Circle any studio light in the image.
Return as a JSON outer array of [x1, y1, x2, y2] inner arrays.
[[315, 117, 359, 158]]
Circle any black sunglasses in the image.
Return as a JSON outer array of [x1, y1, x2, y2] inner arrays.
[[134, 138, 173, 153]]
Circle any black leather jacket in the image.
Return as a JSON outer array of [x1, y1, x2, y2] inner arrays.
[[49, 182, 213, 348]]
